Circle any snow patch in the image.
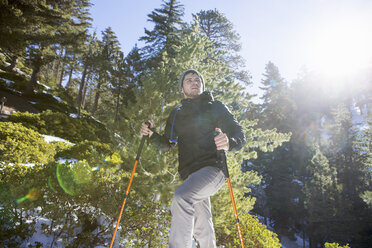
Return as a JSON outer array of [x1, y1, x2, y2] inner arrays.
[[42, 135, 73, 145], [37, 81, 51, 90], [292, 179, 304, 187], [57, 158, 78, 164], [53, 95, 63, 102], [7, 88, 22, 94], [0, 77, 15, 86], [281, 233, 309, 248]]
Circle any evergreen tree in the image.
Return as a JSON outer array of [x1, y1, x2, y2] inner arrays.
[[259, 61, 295, 132], [25, 0, 91, 93], [92, 27, 121, 116], [303, 147, 340, 247], [77, 33, 100, 117], [249, 61, 297, 240], [323, 104, 372, 247], [194, 9, 251, 85], [139, 0, 185, 67]]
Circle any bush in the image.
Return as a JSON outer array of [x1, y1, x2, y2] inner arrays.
[[57, 140, 113, 166], [0, 71, 29, 91], [8, 111, 46, 132], [24, 91, 76, 114], [9, 110, 113, 144], [325, 242, 351, 248], [0, 162, 41, 245], [0, 122, 55, 164]]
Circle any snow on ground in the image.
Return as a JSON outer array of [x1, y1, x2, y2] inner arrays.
[[69, 113, 78, 118], [36, 81, 51, 90], [21, 215, 55, 248], [42, 90, 63, 102], [1, 77, 15, 86], [42, 134, 74, 146], [292, 179, 304, 187], [57, 158, 78, 164], [351, 100, 368, 128], [7, 87, 22, 94], [0, 162, 35, 168], [52, 95, 63, 102], [282, 234, 309, 248]]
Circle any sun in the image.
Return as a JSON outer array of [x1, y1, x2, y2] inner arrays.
[[305, 15, 372, 78]]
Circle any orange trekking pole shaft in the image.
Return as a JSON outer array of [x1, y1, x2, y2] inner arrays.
[[109, 123, 149, 248], [215, 130, 245, 248], [226, 177, 245, 248]]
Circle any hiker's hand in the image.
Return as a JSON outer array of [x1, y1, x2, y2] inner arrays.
[[214, 128, 229, 151], [140, 120, 154, 137]]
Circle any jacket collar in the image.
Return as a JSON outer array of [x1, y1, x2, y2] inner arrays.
[[181, 91, 214, 106]]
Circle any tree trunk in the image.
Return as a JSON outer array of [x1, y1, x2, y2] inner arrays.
[[77, 64, 88, 117], [54, 48, 64, 80], [65, 67, 73, 88], [59, 64, 65, 87], [114, 86, 121, 123], [4, 56, 19, 72], [82, 73, 90, 108], [26, 62, 42, 93], [65, 55, 76, 88], [26, 49, 45, 93], [92, 81, 102, 115]]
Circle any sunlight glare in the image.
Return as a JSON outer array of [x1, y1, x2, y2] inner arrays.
[[306, 16, 372, 78]]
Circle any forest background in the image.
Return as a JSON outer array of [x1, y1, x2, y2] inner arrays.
[[0, 0, 371, 247]]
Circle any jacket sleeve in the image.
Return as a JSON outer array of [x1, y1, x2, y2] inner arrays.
[[216, 101, 246, 152], [149, 108, 177, 152]]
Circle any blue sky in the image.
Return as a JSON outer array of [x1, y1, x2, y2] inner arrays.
[[90, 0, 372, 99]]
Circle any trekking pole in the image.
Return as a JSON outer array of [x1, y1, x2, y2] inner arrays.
[[215, 130, 245, 248], [109, 122, 150, 248]]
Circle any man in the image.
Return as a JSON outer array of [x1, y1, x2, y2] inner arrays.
[[140, 69, 246, 248]]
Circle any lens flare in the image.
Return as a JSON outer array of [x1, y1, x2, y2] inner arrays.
[[16, 188, 40, 204], [48, 176, 57, 193], [56, 161, 92, 196]]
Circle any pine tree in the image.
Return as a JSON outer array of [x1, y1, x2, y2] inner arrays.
[[139, 0, 185, 67], [77, 33, 100, 117], [248, 61, 297, 240], [91, 27, 121, 116], [323, 103, 372, 247], [25, 0, 91, 93], [194, 9, 251, 85], [303, 147, 340, 247], [259, 61, 296, 132]]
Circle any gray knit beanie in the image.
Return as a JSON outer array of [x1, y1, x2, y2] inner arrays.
[[178, 69, 205, 92]]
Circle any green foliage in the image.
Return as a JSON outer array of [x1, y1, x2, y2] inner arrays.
[[0, 122, 55, 164], [57, 140, 113, 166], [361, 190, 372, 207], [0, 163, 45, 246], [8, 111, 45, 131], [9, 110, 113, 144], [0, 71, 29, 89], [29, 92, 72, 113], [325, 242, 351, 248], [214, 194, 281, 247]]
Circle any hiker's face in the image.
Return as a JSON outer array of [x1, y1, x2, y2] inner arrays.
[[181, 73, 203, 99]]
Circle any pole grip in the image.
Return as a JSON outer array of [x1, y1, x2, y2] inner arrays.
[[135, 121, 151, 160], [214, 129, 229, 178]]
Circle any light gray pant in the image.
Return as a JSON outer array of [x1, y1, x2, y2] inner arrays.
[[169, 166, 226, 248]]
